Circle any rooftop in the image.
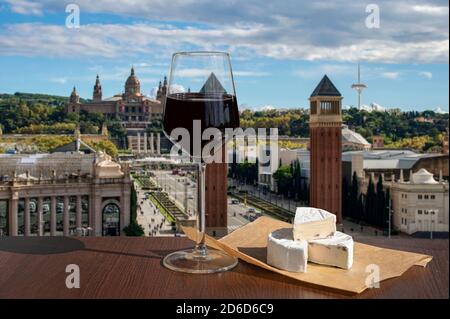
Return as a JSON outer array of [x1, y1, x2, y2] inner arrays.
[[342, 149, 445, 170], [0, 152, 96, 179], [0, 151, 125, 180], [310, 75, 341, 97], [342, 125, 371, 147]]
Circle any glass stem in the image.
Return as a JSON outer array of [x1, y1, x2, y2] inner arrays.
[[194, 162, 208, 256]]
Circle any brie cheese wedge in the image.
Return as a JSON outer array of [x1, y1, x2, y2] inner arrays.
[[308, 231, 354, 269], [293, 207, 336, 241], [267, 228, 308, 273]]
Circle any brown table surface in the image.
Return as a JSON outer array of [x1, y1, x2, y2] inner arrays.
[[0, 236, 448, 299]]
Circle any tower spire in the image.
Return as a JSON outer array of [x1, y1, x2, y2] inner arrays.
[[351, 62, 367, 109], [70, 86, 80, 103], [93, 74, 102, 102], [358, 62, 361, 83]]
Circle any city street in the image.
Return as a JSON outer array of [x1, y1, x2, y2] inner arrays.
[[152, 170, 197, 216], [153, 170, 253, 233], [134, 180, 177, 237], [227, 199, 252, 232], [229, 178, 306, 213], [133, 170, 259, 237]]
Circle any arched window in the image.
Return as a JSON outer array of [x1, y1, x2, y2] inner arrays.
[[102, 203, 120, 236]]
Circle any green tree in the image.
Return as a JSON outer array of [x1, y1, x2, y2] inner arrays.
[[31, 136, 74, 152], [350, 172, 359, 219], [365, 176, 376, 225], [342, 177, 350, 218], [123, 221, 145, 236], [235, 160, 258, 184], [273, 165, 293, 196], [87, 140, 119, 157]]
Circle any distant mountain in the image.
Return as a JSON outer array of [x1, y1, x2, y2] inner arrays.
[[345, 102, 386, 112], [370, 102, 385, 112], [260, 105, 275, 111], [433, 107, 448, 114]]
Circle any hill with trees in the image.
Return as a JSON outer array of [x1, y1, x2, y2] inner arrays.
[[1, 92, 448, 153], [240, 107, 448, 152], [0, 92, 127, 147]]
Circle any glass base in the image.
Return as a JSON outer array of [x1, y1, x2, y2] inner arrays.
[[163, 248, 238, 274]]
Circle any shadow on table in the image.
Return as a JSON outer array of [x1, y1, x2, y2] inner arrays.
[[82, 248, 179, 261], [0, 237, 180, 261], [0, 237, 85, 255]]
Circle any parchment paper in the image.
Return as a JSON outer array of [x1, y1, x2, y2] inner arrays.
[[182, 216, 432, 294]]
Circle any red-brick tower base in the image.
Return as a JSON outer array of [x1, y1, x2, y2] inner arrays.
[[310, 126, 342, 223], [309, 75, 343, 223], [205, 161, 228, 236]]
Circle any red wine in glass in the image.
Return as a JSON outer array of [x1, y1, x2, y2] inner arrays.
[[162, 52, 240, 274]]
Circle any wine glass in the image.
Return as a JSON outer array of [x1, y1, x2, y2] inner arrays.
[[162, 51, 239, 273]]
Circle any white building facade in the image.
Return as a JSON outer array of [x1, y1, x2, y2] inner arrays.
[[392, 169, 449, 234], [0, 152, 132, 237]]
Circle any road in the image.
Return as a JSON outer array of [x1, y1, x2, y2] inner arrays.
[[154, 170, 255, 233], [229, 178, 306, 213], [133, 171, 277, 237], [227, 199, 253, 232], [152, 170, 197, 217], [134, 180, 178, 237]]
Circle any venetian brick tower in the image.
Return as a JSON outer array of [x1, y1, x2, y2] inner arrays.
[[205, 161, 228, 236], [309, 75, 343, 223]]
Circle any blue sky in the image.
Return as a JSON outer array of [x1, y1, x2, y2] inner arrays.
[[0, 0, 448, 112]]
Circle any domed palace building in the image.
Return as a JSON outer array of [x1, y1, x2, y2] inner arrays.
[[65, 67, 167, 152]]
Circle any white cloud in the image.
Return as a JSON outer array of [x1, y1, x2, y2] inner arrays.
[[149, 86, 158, 98], [382, 72, 400, 79], [1, 0, 448, 64], [49, 77, 67, 84], [5, 0, 42, 15], [176, 68, 212, 78], [168, 84, 185, 93], [295, 64, 354, 78], [234, 71, 270, 77], [419, 71, 433, 79], [1, 22, 447, 64], [411, 5, 448, 16]]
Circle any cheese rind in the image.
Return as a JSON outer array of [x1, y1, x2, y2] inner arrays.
[[293, 207, 336, 241], [308, 231, 354, 269], [267, 228, 308, 273]]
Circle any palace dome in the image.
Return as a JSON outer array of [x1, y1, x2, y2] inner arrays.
[[125, 67, 140, 95]]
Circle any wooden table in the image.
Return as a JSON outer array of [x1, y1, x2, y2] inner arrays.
[[0, 236, 448, 299]]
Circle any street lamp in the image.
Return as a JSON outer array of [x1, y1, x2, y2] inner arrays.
[[387, 198, 392, 239], [430, 209, 437, 240]]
